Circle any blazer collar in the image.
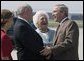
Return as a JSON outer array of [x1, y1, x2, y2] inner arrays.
[[18, 16, 29, 25], [59, 17, 69, 26]]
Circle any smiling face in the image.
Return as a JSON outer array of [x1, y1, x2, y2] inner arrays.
[[37, 15, 48, 31], [52, 6, 64, 23]]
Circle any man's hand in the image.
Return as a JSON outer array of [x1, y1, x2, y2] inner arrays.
[[40, 46, 52, 56]]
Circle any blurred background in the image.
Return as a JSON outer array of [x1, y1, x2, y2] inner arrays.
[[1, 1, 83, 60]]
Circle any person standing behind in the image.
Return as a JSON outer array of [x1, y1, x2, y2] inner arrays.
[[1, 9, 13, 60], [40, 4, 79, 60], [33, 10, 55, 46], [13, 4, 45, 60], [16, 4, 36, 30]]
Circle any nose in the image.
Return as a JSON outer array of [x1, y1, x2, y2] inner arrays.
[[41, 17, 46, 22], [41, 19, 47, 24], [43, 18, 46, 22]]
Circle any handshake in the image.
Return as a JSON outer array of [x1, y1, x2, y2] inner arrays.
[[40, 42, 53, 59]]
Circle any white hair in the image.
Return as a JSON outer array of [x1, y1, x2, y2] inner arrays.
[[33, 10, 49, 28], [16, 4, 32, 15]]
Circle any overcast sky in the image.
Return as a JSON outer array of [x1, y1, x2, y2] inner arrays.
[[1, 1, 83, 14]]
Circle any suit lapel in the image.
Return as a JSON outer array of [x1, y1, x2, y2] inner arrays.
[[53, 25, 61, 45], [53, 18, 69, 45], [53, 24, 60, 45]]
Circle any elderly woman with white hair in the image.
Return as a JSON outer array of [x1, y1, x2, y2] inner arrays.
[[33, 10, 55, 46]]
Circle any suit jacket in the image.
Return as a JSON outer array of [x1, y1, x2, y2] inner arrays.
[[13, 18, 45, 60], [51, 18, 79, 60]]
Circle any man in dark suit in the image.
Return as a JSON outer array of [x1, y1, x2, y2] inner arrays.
[[40, 4, 79, 60], [13, 4, 45, 60]]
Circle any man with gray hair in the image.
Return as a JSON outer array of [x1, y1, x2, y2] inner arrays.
[[7, 4, 36, 51], [13, 4, 45, 60], [16, 4, 36, 29], [40, 4, 79, 60]]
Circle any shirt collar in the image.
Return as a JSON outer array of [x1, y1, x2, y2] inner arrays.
[[18, 16, 29, 24], [59, 17, 68, 25]]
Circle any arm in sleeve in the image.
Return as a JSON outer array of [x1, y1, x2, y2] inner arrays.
[[51, 21, 79, 56], [15, 25, 44, 54]]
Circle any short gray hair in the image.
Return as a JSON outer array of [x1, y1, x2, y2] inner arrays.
[[16, 4, 32, 15], [33, 10, 49, 28], [54, 4, 68, 16]]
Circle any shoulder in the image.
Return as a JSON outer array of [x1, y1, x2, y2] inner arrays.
[[64, 20, 79, 32], [14, 19, 29, 28], [65, 19, 77, 25], [15, 18, 24, 24], [68, 20, 78, 28], [1, 30, 6, 39], [64, 19, 78, 28], [1, 31, 11, 42], [70, 20, 78, 26]]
